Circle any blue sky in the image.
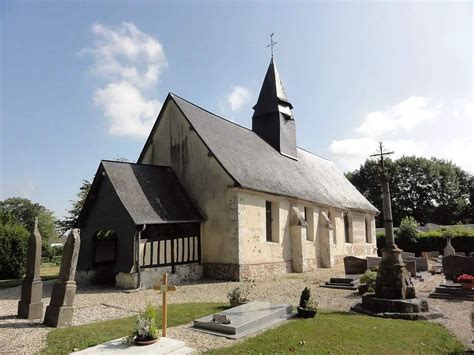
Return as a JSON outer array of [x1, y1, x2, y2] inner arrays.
[[1, 1, 472, 218]]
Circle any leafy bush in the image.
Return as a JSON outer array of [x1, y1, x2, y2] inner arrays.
[[227, 278, 256, 303], [396, 217, 419, 246], [298, 287, 317, 310], [0, 222, 30, 278], [128, 303, 159, 342], [360, 270, 377, 292], [377, 225, 474, 255]]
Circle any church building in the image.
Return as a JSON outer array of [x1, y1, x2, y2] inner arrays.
[[76, 58, 379, 288]]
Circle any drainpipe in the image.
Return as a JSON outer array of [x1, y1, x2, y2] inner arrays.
[[135, 224, 147, 289]]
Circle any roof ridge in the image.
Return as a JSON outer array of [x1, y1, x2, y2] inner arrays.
[[170, 93, 328, 160], [170, 93, 255, 134], [101, 159, 172, 169]]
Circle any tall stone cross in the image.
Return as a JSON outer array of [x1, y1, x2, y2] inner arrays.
[[370, 142, 415, 300], [153, 273, 177, 337], [266, 33, 277, 57], [370, 142, 395, 248]]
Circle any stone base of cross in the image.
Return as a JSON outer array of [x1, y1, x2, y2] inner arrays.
[[153, 273, 177, 337]]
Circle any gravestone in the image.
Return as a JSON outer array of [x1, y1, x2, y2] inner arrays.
[[18, 218, 43, 320], [367, 256, 382, 270], [401, 252, 415, 260], [422, 251, 439, 259], [343, 256, 367, 275], [406, 257, 428, 272], [44, 229, 80, 327], [443, 238, 455, 256], [193, 302, 294, 339], [404, 260, 417, 277], [442, 255, 474, 281]]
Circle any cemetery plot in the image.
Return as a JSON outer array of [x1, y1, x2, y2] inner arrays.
[[193, 301, 295, 339]]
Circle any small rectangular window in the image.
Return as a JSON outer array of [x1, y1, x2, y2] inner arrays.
[[344, 213, 351, 243], [304, 207, 308, 222], [266, 201, 272, 242], [365, 218, 371, 243]]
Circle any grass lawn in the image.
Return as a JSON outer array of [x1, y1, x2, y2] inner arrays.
[[0, 263, 60, 288], [39, 304, 465, 355], [208, 311, 466, 354], [40, 303, 228, 354]]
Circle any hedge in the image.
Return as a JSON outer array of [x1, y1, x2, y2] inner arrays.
[[377, 226, 474, 256], [0, 222, 30, 278]]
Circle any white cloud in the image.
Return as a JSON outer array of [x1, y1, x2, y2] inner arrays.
[[81, 22, 166, 138], [94, 82, 161, 138], [81, 22, 166, 88], [226, 86, 251, 112], [330, 138, 426, 171], [330, 97, 473, 173], [356, 96, 441, 136]]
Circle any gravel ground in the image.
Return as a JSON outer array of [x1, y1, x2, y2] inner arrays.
[[0, 266, 472, 354]]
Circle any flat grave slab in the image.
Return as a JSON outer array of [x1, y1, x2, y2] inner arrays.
[[72, 337, 195, 354], [193, 301, 295, 339]]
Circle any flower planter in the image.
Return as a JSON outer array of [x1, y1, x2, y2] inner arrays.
[[297, 307, 317, 319], [230, 299, 248, 308], [134, 337, 159, 346], [357, 284, 369, 295], [460, 282, 474, 290]]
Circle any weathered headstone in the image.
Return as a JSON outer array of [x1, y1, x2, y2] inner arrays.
[[18, 218, 43, 320], [404, 260, 417, 277], [343, 256, 368, 275], [442, 255, 474, 281], [443, 238, 455, 256], [406, 256, 428, 272], [367, 256, 382, 270], [44, 229, 80, 327], [401, 252, 415, 260]]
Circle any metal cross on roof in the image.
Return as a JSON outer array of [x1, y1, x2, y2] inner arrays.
[[370, 142, 394, 173], [266, 33, 277, 57]]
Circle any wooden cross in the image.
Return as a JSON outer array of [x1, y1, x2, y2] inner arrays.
[[266, 33, 277, 57], [153, 273, 177, 337]]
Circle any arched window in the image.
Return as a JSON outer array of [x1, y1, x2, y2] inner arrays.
[[365, 218, 371, 243], [344, 213, 350, 243]]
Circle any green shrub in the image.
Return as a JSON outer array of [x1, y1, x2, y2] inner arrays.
[[360, 270, 377, 292], [299, 287, 311, 309], [377, 224, 474, 255], [0, 222, 30, 278]]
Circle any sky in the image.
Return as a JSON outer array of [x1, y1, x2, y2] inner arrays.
[[1, 1, 472, 219]]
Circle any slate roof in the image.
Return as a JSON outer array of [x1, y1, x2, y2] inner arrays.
[[79, 161, 204, 226], [167, 94, 378, 213]]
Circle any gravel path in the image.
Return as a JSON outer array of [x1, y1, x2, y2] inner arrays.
[[0, 266, 471, 354]]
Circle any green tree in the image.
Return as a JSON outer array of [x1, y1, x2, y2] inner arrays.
[[0, 222, 30, 278], [56, 180, 91, 234], [347, 156, 473, 226], [0, 197, 57, 247]]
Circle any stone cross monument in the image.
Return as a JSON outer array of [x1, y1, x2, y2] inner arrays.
[[44, 229, 81, 327], [18, 217, 44, 320], [370, 143, 415, 300]]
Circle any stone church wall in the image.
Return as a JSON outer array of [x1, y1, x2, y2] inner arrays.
[[139, 102, 239, 271]]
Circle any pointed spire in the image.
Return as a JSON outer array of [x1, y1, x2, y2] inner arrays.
[[252, 58, 293, 118], [252, 57, 297, 159]]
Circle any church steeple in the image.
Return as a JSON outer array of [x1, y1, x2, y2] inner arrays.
[[252, 57, 297, 159]]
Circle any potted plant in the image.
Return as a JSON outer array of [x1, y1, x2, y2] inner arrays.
[[128, 303, 159, 346], [358, 270, 377, 295], [297, 287, 318, 318], [227, 278, 256, 307], [456, 274, 474, 290]]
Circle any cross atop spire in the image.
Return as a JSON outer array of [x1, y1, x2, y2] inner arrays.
[[266, 33, 277, 57]]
